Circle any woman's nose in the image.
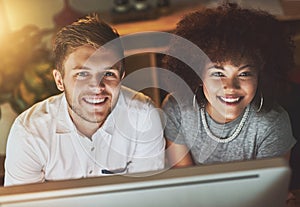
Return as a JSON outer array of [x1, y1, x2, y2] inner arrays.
[[222, 77, 240, 90]]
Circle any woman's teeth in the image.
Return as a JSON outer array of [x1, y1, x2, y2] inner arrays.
[[220, 97, 240, 103]]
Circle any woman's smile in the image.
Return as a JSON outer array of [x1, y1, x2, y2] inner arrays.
[[218, 95, 244, 105]]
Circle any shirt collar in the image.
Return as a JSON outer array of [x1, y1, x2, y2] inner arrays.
[[56, 93, 76, 134]]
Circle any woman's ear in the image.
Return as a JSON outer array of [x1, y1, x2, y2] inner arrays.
[[121, 71, 125, 80], [52, 69, 64, 92]]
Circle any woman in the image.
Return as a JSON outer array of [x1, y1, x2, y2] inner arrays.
[[162, 2, 296, 168]]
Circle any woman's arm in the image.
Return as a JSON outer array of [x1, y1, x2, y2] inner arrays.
[[166, 139, 194, 168]]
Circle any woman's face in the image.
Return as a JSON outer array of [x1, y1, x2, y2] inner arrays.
[[202, 62, 258, 123]]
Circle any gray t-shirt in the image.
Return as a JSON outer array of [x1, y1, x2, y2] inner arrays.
[[162, 94, 297, 164]]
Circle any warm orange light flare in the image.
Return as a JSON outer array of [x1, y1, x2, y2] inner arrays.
[[0, 0, 10, 37]]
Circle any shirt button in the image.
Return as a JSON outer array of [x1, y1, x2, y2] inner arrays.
[[91, 147, 95, 151]]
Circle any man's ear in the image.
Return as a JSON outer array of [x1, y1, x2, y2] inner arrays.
[[52, 69, 64, 92]]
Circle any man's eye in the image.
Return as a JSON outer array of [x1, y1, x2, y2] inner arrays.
[[104, 71, 115, 77], [77, 71, 89, 77]]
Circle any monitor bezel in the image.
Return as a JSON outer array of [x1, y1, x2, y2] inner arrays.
[[0, 157, 291, 207]]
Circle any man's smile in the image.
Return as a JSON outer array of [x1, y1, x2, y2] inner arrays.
[[83, 96, 108, 105]]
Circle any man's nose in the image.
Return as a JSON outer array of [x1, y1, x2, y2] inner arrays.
[[88, 75, 105, 92]]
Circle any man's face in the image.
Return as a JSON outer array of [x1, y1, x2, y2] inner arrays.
[[53, 45, 124, 126]]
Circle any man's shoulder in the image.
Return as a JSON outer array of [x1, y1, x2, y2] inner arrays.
[[120, 86, 154, 109], [16, 93, 64, 126]]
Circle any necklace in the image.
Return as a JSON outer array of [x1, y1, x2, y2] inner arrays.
[[200, 106, 250, 143]]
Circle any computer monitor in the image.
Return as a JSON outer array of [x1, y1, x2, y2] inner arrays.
[[0, 157, 290, 207]]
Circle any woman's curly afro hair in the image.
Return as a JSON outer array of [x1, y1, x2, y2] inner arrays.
[[164, 2, 295, 111]]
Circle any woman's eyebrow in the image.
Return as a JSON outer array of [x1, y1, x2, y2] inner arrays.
[[238, 64, 255, 70], [207, 64, 255, 70], [207, 65, 224, 70]]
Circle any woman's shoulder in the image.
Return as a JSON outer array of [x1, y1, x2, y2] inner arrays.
[[251, 103, 290, 124], [162, 93, 195, 111], [162, 93, 200, 127]]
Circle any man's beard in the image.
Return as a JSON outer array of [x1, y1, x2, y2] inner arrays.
[[64, 89, 112, 124]]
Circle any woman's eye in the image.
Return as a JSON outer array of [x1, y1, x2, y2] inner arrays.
[[239, 71, 252, 77], [211, 72, 224, 77]]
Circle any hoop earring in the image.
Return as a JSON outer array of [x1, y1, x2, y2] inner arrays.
[[192, 94, 197, 110], [192, 84, 203, 110], [257, 92, 264, 113]]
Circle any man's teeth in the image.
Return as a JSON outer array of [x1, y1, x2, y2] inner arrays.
[[220, 97, 240, 103], [85, 98, 105, 104]]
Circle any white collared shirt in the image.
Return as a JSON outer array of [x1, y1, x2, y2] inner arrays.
[[4, 86, 165, 186]]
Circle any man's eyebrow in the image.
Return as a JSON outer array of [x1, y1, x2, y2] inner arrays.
[[71, 66, 119, 70], [106, 66, 119, 70], [72, 66, 91, 70]]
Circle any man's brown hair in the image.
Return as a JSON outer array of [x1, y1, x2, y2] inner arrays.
[[53, 13, 124, 76]]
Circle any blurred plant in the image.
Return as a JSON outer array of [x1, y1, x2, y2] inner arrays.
[[0, 25, 60, 117]]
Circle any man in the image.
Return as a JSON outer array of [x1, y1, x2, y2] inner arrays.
[[4, 14, 165, 186]]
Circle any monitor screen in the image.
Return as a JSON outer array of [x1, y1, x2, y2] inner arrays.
[[0, 157, 290, 207]]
